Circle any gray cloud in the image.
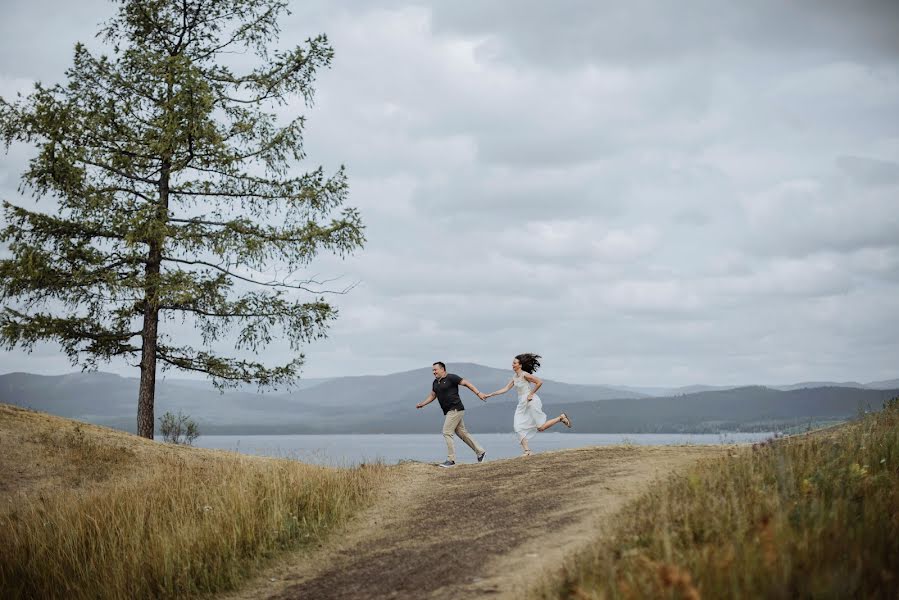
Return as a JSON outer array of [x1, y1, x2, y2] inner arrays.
[[1, 1, 898, 386], [837, 155, 899, 186], [428, 0, 899, 67]]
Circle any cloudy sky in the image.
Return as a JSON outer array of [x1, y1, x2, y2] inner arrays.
[[1, 0, 898, 386]]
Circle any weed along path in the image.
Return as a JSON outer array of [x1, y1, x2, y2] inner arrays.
[[224, 445, 727, 600]]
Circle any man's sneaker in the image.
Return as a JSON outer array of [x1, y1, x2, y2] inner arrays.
[[476, 451, 487, 463], [438, 460, 456, 468]]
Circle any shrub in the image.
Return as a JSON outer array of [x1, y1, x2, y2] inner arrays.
[[159, 411, 200, 445]]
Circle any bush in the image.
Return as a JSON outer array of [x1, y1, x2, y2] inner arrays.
[[159, 411, 200, 445]]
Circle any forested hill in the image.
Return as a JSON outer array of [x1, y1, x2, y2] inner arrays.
[[1, 367, 896, 434]]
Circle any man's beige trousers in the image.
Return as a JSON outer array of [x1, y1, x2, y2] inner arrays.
[[442, 409, 484, 462]]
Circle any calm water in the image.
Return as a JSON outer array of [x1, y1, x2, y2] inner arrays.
[[194, 432, 775, 466]]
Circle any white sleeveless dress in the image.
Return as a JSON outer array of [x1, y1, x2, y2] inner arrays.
[[513, 373, 548, 441]]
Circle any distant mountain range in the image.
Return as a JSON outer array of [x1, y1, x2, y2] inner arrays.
[[1, 364, 897, 434], [607, 378, 899, 397]]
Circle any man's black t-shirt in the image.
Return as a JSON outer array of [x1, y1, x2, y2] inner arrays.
[[432, 373, 465, 414]]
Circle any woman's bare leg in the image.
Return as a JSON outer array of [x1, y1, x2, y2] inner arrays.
[[519, 437, 531, 454], [537, 416, 563, 432]]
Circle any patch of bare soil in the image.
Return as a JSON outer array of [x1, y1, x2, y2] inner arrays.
[[224, 444, 729, 600]]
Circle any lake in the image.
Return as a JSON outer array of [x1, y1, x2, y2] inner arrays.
[[194, 432, 775, 466]]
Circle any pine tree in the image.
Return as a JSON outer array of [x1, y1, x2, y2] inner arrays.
[[0, 0, 364, 438]]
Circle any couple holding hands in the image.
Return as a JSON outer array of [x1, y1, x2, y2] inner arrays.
[[416, 354, 572, 467]]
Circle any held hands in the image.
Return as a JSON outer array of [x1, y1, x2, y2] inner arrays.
[[478, 392, 488, 402], [526, 394, 534, 402]]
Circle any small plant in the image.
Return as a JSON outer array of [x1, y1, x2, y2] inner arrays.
[[159, 411, 200, 446]]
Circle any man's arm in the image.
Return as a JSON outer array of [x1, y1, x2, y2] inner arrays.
[[416, 390, 437, 409], [459, 379, 488, 401]]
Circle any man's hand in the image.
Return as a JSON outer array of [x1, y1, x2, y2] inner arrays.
[[478, 392, 488, 401], [416, 402, 424, 409]]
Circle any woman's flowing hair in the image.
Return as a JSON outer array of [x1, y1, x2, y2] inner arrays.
[[515, 353, 542, 374]]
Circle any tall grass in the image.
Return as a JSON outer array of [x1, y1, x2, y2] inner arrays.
[[537, 398, 899, 599], [1, 450, 388, 599]]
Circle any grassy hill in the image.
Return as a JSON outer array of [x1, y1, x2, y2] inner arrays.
[[4, 398, 897, 599], [0, 404, 390, 599], [534, 396, 899, 599]]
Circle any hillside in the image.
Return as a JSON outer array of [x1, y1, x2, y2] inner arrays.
[[0, 402, 294, 510], [0, 364, 644, 432], [0, 404, 390, 599], [1, 367, 896, 434], [0, 402, 732, 600]]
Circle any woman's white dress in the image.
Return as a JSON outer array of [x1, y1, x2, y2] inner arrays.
[[513, 373, 547, 440]]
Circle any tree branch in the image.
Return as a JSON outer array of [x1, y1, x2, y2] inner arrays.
[[161, 256, 352, 293]]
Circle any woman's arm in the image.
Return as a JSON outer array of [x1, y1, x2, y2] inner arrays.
[[484, 379, 514, 399], [523, 373, 543, 400]]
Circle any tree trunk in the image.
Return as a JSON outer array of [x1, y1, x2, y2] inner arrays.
[[137, 154, 170, 438], [136, 295, 159, 438]]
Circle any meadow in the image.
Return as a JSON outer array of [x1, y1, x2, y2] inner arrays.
[[3, 397, 896, 599], [535, 399, 899, 599], [0, 405, 390, 599]]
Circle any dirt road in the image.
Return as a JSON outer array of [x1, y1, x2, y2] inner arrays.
[[224, 445, 726, 600]]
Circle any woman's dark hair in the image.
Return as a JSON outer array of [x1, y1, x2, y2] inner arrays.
[[515, 353, 542, 374]]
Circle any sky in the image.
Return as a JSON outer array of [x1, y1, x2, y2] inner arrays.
[[0, 0, 898, 386]]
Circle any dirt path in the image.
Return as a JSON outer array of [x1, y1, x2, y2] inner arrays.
[[223, 445, 728, 600]]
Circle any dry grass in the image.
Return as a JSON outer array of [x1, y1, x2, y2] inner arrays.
[[535, 399, 899, 600], [0, 406, 142, 508], [0, 404, 391, 599]]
